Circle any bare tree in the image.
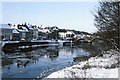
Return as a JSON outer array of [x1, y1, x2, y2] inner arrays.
[[94, 1, 120, 49]]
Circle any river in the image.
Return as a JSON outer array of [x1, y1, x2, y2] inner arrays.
[[1, 41, 112, 79]]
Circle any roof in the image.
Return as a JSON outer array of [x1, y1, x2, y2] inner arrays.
[[59, 29, 67, 32], [66, 31, 74, 34], [0, 24, 12, 29], [12, 28, 19, 33], [22, 27, 29, 32], [28, 26, 33, 30]]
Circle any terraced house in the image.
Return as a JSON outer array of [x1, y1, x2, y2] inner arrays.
[[0, 24, 13, 41]]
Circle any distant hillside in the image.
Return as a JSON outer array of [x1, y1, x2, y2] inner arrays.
[[58, 28, 91, 35]]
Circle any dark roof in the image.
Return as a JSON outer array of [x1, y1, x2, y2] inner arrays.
[[58, 29, 67, 32]]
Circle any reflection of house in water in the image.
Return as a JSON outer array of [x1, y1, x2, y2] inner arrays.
[[44, 47, 59, 60], [16, 58, 32, 67], [59, 46, 74, 55]]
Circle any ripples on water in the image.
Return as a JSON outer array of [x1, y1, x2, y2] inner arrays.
[[2, 42, 112, 79]]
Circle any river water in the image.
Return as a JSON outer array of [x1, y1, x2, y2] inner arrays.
[[1, 42, 112, 79]]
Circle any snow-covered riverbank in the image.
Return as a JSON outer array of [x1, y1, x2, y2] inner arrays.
[[46, 49, 119, 78]]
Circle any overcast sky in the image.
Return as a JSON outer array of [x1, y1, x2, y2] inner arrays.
[[1, 2, 99, 33]]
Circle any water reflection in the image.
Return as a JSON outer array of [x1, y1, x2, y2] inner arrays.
[[2, 46, 60, 68], [73, 42, 112, 62], [2, 42, 111, 78]]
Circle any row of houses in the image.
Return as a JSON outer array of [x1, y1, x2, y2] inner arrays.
[[0, 23, 92, 41], [0, 23, 47, 41]]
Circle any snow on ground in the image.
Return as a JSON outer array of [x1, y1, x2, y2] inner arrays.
[[47, 49, 119, 78]]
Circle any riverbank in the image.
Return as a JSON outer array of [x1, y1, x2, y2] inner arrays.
[[1, 40, 74, 53], [46, 49, 119, 78]]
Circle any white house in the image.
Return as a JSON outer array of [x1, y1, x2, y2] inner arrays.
[[12, 28, 20, 41], [74, 32, 92, 39], [37, 27, 48, 40], [28, 24, 39, 40], [17, 24, 29, 41], [0, 24, 13, 40], [59, 32, 66, 39], [59, 30, 75, 39]]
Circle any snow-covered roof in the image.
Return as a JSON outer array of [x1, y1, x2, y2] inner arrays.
[[11, 24, 18, 29], [66, 31, 74, 34], [12, 28, 19, 33], [22, 26, 29, 32], [59, 32, 66, 35], [38, 27, 44, 32], [27, 24, 33, 30], [29, 27, 33, 30], [43, 29, 50, 33], [0, 24, 12, 29]]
